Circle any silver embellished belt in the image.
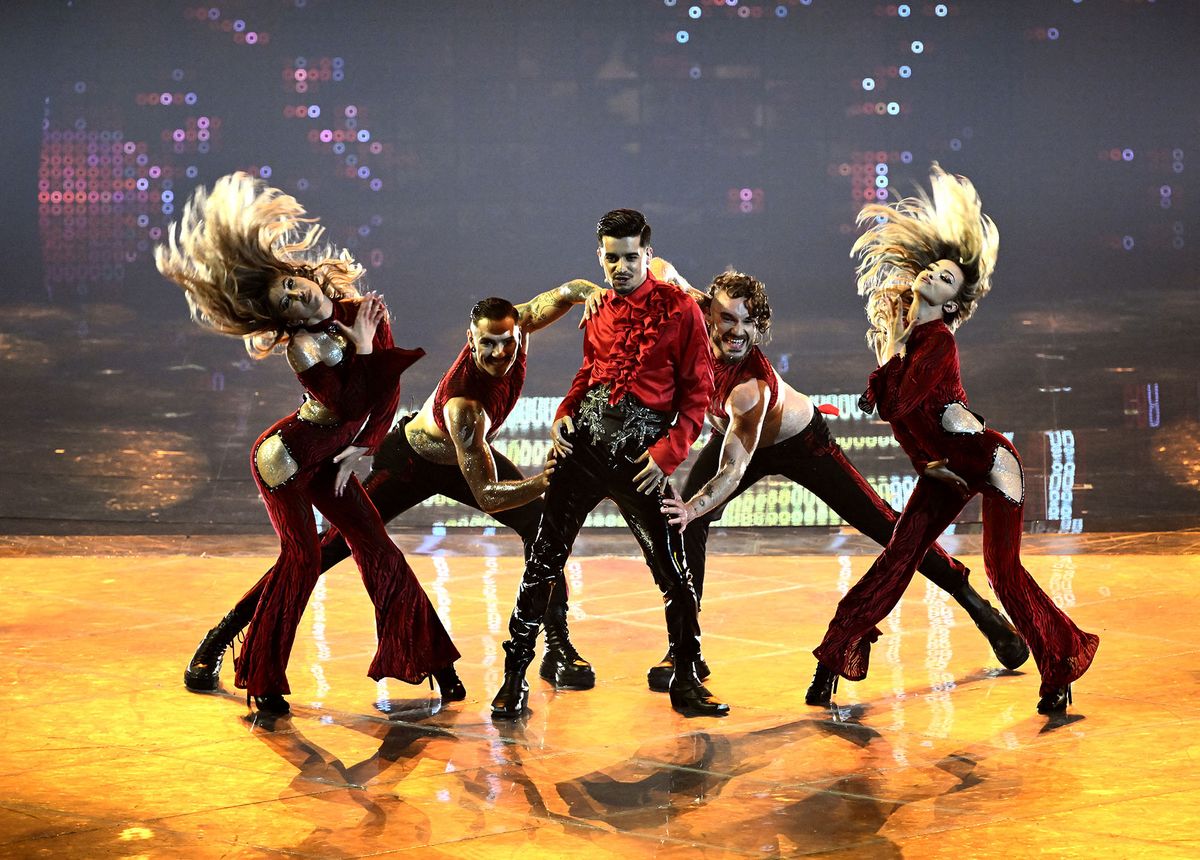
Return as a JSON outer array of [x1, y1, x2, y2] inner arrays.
[[576, 384, 670, 459]]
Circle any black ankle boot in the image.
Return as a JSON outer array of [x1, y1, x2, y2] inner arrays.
[[805, 662, 839, 706], [668, 680, 729, 717], [540, 608, 595, 690], [184, 606, 253, 693], [1037, 684, 1072, 714], [432, 665, 467, 702], [952, 582, 1030, 670], [491, 641, 535, 719], [647, 648, 711, 693], [252, 694, 290, 715]]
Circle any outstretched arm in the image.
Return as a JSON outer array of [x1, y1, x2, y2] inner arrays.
[[514, 279, 601, 334], [445, 397, 554, 513], [660, 377, 769, 529], [650, 257, 708, 304]]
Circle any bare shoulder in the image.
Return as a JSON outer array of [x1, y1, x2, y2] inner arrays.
[[728, 376, 769, 416]]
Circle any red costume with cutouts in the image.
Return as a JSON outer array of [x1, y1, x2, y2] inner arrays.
[[813, 321, 1099, 691], [235, 299, 460, 697]]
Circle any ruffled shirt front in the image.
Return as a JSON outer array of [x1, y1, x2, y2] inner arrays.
[[556, 274, 714, 474]]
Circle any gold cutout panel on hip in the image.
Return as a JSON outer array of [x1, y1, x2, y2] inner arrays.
[[298, 395, 340, 425], [255, 434, 300, 489]]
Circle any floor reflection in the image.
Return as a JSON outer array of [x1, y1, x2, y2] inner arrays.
[[0, 539, 1195, 857]]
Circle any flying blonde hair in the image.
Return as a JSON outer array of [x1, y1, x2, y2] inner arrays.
[[155, 172, 364, 357], [851, 163, 999, 357]]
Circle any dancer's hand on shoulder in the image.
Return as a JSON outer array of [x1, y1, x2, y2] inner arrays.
[[579, 289, 609, 328]]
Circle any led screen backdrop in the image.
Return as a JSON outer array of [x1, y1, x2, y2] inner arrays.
[[0, 0, 1195, 534]]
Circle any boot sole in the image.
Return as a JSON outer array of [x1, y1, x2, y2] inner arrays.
[[183, 671, 219, 693]]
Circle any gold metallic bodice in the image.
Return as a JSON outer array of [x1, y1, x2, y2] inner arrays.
[[255, 434, 300, 489], [287, 330, 349, 373]]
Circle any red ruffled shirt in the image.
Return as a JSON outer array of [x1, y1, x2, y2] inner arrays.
[[296, 299, 424, 454], [709, 345, 779, 420], [556, 274, 714, 474], [431, 338, 527, 441]]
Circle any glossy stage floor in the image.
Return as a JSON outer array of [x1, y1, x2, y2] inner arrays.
[[1, 530, 1197, 859]]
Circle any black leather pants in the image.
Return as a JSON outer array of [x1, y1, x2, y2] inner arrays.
[[505, 421, 703, 686]]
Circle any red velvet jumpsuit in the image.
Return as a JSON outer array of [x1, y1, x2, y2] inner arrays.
[[813, 320, 1098, 694], [234, 298, 461, 697]]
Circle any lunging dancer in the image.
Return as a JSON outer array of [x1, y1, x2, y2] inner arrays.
[[491, 209, 727, 719], [807, 165, 1099, 714], [183, 285, 602, 698], [157, 172, 458, 714], [655, 270, 1029, 693]]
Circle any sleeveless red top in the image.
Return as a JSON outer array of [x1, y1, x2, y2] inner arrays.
[[432, 337, 527, 441], [709, 346, 779, 420]]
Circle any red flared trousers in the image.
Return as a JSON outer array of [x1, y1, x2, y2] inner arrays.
[[813, 475, 1098, 692], [234, 457, 460, 697]]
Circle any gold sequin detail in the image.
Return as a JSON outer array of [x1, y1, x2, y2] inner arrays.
[[941, 402, 985, 434], [287, 331, 348, 373], [988, 446, 1024, 504], [255, 434, 300, 489], [298, 396, 340, 425]]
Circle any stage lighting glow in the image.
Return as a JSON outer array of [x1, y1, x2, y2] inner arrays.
[[775, 5, 787, 17], [1047, 27, 1059, 40], [911, 40, 924, 54], [935, 4, 948, 17], [689, 5, 701, 18], [676, 30, 689, 43], [898, 5, 911, 17], [899, 64, 911, 78], [1121, 148, 1134, 161], [689, 65, 701, 79], [863, 78, 875, 91], [950, 138, 962, 150], [1122, 235, 1135, 250], [886, 101, 899, 115]]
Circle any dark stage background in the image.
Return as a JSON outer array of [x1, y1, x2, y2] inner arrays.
[[0, 0, 1196, 535]]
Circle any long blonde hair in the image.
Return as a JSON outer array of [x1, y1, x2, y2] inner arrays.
[[155, 172, 364, 357], [852, 163, 999, 356]]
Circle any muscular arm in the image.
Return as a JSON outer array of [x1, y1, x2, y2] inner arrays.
[[514, 279, 600, 333], [685, 379, 769, 517], [445, 397, 549, 513]]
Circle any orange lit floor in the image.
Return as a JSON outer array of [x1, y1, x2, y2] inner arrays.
[[1, 533, 1197, 858]]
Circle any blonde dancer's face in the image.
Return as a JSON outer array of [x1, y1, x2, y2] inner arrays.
[[268, 274, 324, 324], [910, 259, 964, 320]]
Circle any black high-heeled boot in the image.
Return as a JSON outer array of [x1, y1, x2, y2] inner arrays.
[[646, 648, 712, 693], [432, 665, 467, 702], [805, 662, 839, 706], [491, 641, 535, 719], [251, 694, 290, 715], [184, 604, 255, 693], [1036, 684, 1072, 714], [951, 581, 1030, 670], [539, 604, 595, 690], [668, 680, 729, 717]]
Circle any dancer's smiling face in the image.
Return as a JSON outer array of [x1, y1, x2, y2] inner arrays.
[[468, 315, 522, 378], [708, 289, 758, 362]]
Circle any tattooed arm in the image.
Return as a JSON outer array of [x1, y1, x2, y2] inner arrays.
[[515, 279, 601, 333], [660, 378, 769, 531], [445, 397, 554, 513]]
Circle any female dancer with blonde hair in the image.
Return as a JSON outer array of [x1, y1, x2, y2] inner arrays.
[[156, 172, 461, 713], [806, 165, 1098, 714]]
